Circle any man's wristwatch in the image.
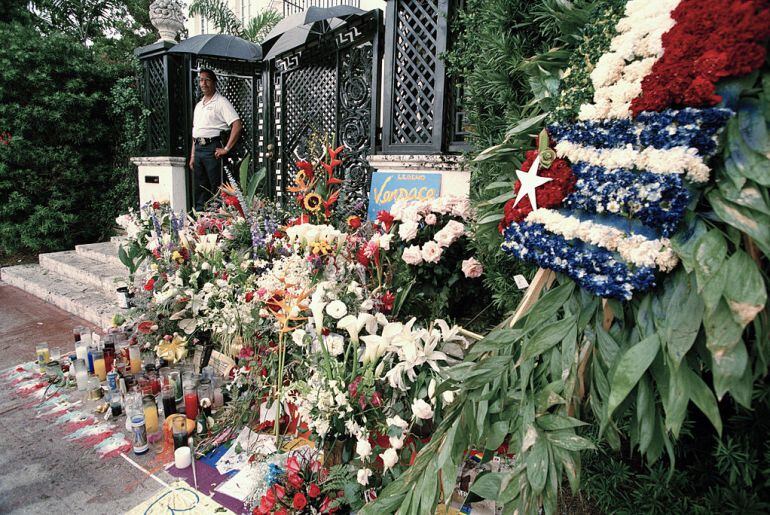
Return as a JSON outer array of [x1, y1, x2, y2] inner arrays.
[[223, 146, 230, 153]]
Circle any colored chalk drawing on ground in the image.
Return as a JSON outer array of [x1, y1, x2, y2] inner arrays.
[[94, 433, 132, 458], [125, 480, 234, 515]]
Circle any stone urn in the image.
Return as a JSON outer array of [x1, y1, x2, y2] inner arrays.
[[149, 0, 185, 43]]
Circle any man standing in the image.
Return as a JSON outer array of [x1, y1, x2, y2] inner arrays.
[[189, 69, 243, 211]]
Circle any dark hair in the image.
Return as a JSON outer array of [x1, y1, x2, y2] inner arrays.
[[199, 69, 217, 83]]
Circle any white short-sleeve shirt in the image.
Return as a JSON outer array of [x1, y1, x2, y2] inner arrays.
[[192, 92, 240, 138]]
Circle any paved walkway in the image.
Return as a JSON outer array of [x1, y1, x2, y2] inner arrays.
[[0, 283, 167, 513]]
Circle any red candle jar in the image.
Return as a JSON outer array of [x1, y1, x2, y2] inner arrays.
[[184, 384, 199, 420]]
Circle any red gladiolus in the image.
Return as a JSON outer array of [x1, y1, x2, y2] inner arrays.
[[380, 291, 395, 313], [370, 391, 383, 407], [320, 496, 332, 513], [296, 160, 315, 182], [348, 376, 363, 398], [292, 492, 308, 510], [356, 246, 370, 266], [376, 210, 395, 231], [308, 483, 321, 498], [144, 277, 155, 291]]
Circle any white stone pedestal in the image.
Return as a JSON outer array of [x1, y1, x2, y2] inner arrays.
[[130, 156, 188, 211], [366, 154, 470, 197]]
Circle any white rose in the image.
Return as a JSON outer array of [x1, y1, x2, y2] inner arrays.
[[401, 245, 423, 266], [411, 398, 434, 420], [356, 439, 372, 459], [389, 436, 404, 450], [424, 213, 437, 225], [442, 390, 456, 405], [445, 220, 466, 238], [325, 300, 348, 319], [386, 415, 409, 430], [421, 241, 443, 264], [380, 448, 399, 471], [398, 221, 420, 242], [357, 467, 373, 485], [433, 227, 457, 248], [379, 234, 394, 251], [324, 334, 345, 356]]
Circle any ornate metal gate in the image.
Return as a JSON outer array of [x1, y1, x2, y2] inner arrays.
[[265, 11, 383, 217]]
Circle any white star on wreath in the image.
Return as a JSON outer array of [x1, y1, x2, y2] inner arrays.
[[513, 154, 553, 211]]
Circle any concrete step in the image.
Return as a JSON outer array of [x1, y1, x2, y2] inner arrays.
[[75, 241, 123, 268], [0, 264, 121, 329], [39, 251, 129, 295]]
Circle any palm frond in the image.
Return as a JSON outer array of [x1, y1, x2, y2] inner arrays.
[[188, 0, 242, 36], [242, 9, 283, 43]]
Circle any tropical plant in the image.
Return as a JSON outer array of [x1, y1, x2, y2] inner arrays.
[[187, 0, 282, 43]]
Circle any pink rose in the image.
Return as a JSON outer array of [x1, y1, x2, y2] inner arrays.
[[461, 257, 483, 278], [424, 213, 437, 225], [402, 245, 423, 265], [398, 220, 419, 242], [421, 241, 443, 263]]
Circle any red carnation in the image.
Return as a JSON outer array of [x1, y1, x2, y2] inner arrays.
[[292, 492, 308, 510], [499, 149, 575, 232], [308, 483, 321, 499]]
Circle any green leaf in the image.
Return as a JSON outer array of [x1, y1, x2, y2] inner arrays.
[[718, 179, 770, 217], [469, 471, 505, 501], [709, 190, 770, 256], [726, 117, 770, 186], [693, 229, 727, 292], [522, 282, 576, 329], [671, 218, 708, 273], [712, 339, 749, 401], [662, 271, 704, 367], [536, 414, 587, 431], [502, 112, 549, 140], [607, 334, 660, 419], [477, 213, 504, 225], [518, 316, 576, 364], [478, 190, 516, 207], [525, 434, 548, 494], [722, 250, 767, 328], [681, 364, 723, 435], [636, 375, 655, 454], [738, 97, 770, 154], [704, 299, 745, 358], [545, 431, 596, 451], [485, 420, 510, 450], [484, 181, 514, 190]]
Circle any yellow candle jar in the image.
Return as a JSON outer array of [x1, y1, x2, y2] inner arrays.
[[143, 395, 159, 434], [92, 350, 107, 381]]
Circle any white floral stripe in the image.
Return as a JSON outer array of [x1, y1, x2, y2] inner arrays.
[[525, 208, 679, 271], [578, 0, 681, 120], [555, 140, 711, 183]]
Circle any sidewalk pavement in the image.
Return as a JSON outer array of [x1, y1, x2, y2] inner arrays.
[[0, 282, 168, 514]]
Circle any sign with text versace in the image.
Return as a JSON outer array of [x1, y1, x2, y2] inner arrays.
[[367, 172, 442, 220]]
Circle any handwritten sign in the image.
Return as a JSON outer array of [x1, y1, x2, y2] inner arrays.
[[367, 172, 441, 220]]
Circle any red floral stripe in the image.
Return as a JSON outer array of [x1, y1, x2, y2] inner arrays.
[[631, 0, 770, 116]]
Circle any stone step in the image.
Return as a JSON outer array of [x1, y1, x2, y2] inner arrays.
[[39, 251, 129, 295], [1, 264, 121, 329], [75, 241, 123, 267]]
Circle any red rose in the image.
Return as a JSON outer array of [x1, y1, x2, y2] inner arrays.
[[292, 492, 308, 510], [245, 291, 254, 303], [273, 484, 285, 499], [152, 201, 160, 210], [347, 215, 362, 230], [308, 483, 321, 498], [287, 472, 303, 489], [143, 277, 155, 291], [286, 456, 301, 474], [274, 509, 288, 515]]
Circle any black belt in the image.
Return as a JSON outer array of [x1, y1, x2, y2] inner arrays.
[[195, 136, 220, 146]]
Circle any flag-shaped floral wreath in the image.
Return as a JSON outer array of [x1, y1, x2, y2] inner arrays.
[[500, 0, 770, 300]]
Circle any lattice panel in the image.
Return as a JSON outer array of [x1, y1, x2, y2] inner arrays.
[[337, 43, 374, 218], [280, 54, 337, 195], [145, 56, 168, 153], [390, 0, 439, 145]]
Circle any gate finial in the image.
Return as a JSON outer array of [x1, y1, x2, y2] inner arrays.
[[149, 0, 185, 43]]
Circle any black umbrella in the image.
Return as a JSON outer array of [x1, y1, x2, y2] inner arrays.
[[263, 18, 348, 60], [263, 5, 365, 43], [168, 34, 262, 62]]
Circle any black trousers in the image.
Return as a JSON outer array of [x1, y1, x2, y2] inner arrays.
[[192, 141, 222, 211]]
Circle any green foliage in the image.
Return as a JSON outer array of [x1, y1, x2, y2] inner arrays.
[[444, 0, 599, 318], [0, 20, 141, 256]]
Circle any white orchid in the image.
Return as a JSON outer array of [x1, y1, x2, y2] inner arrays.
[[360, 320, 407, 365]]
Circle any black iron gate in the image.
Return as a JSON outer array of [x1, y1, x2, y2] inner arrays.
[[264, 11, 383, 217]]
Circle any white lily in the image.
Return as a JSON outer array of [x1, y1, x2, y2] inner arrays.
[[309, 286, 327, 331], [337, 313, 376, 344]]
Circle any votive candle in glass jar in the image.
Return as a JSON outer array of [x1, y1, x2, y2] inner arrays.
[[161, 384, 177, 417], [92, 349, 106, 381], [128, 345, 142, 374], [74, 359, 89, 391], [35, 342, 50, 372], [184, 384, 199, 420], [142, 395, 159, 434]]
